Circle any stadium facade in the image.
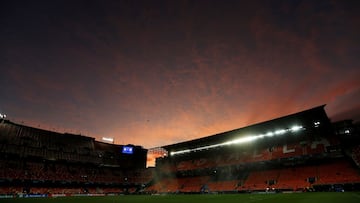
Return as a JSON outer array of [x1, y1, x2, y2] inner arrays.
[[1, 105, 360, 197]]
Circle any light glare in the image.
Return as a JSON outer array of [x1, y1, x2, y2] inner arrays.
[[275, 129, 286, 135], [170, 124, 303, 156], [291, 125, 302, 132], [102, 137, 114, 143]]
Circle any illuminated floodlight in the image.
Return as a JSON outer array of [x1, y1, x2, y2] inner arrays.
[[228, 136, 258, 144], [170, 149, 191, 156], [0, 113, 6, 119], [257, 134, 265, 139], [275, 129, 286, 135], [266, 132, 274, 137], [290, 125, 302, 132], [102, 137, 114, 143]]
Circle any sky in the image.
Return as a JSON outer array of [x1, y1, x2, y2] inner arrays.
[[1, 0, 359, 149]]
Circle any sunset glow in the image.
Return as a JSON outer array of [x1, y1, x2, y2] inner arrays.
[[1, 0, 359, 150]]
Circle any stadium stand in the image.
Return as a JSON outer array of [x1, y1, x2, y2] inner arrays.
[[352, 145, 360, 166], [0, 119, 150, 196], [146, 105, 360, 194], [1, 105, 360, 197]]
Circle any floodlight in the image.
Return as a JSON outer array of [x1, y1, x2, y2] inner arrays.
[[314, 121, 320, 127], [275, 129, 286, 135], [170, 149, 191, 156], [102, 137, 114, 143], [290, 125, 302, 132], [235, 136, 257, 143]]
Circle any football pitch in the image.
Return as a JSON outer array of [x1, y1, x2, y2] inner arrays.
[[4, 192, 360, 203]]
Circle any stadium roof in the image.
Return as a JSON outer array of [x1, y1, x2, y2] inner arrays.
[[161, 105, 330, 152]]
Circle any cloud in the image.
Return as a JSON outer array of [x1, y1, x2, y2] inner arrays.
[[1, 0, 359, 149]]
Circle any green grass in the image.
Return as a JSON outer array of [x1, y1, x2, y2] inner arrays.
[[3, 192, 360, 203]]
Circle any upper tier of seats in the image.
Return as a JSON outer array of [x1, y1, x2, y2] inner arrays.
[[157, 137, 341, 173]]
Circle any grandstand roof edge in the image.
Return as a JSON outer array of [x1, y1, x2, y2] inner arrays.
[[94, 140, 146, 149], [160, 104, 328, 151], [3, 119, 95, 140]]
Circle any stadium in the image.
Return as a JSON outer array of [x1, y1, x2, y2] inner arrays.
[[1, 105, 360, 202]]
